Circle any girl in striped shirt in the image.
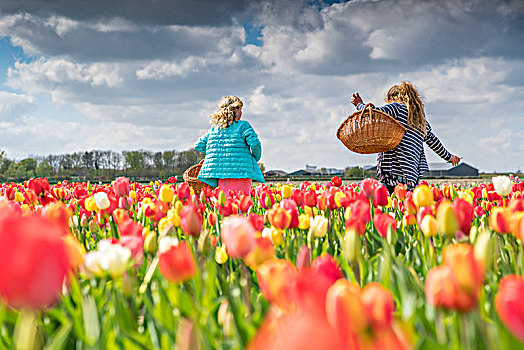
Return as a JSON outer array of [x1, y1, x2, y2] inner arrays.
[[350, 81, 460, 194]]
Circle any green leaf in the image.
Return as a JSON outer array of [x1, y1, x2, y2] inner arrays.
[[418, 338, 453, 350], [82, 295, 100, 346], [43, 319, 72, 350]]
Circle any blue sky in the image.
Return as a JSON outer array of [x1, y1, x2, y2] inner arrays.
[[0, 0, 523, 173]]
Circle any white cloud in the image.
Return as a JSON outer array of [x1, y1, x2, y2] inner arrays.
[[0, 91, 35, 122]]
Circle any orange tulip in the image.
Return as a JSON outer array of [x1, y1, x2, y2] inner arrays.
[[256, 259, 296, 308], [361, 282, 394, 329], [244, 237, 274, 269], [158, 241, 196, 284], [325, 279, 368, 339]]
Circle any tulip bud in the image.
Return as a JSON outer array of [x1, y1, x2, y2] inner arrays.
[[419, 215, 438, 237], [244, 237, 274, 269], [180, 205, 202, 237], [413, 185, 434, 208], [310, 215, 328, 238], [215, 245, 228, 264], [474, 227, 491, 271], [495, 275, 524, 343], [361, 282, 394, 329], [436, 200, 459, 236], [144, 233, 158, 254], [343, 228, 361, 263], [221, 215, 255, 258]]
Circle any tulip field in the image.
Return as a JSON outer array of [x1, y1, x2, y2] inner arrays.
[[1, 175, 524, 349]]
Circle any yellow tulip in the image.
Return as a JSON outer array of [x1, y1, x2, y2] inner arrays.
[[413, 185, 434, 208], [20, 204, 30, 213], [14, 192, 24, 203], [215, 246, 228, 264], [298, 214, 311, 230], [158, 184, 174, 203], [281, 185, 292, 199], [174, 200, 184, 214], [167, 208, 181, 227], [334, 191, 346, 208], [419, 215, 438, 237], [268, 227, 284, 246], [436, 201, 459, 236], [84, 196, 98, 212], [129, 190, 137, 200], [142, 197, 152, 205], [458, 190, 474, 205]]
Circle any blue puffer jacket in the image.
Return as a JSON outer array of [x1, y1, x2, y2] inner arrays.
[[194, 120, 265, 187]]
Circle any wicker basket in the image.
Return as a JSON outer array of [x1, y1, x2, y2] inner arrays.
[[183, 159, 213, 194], [337, 103, 406, 154]]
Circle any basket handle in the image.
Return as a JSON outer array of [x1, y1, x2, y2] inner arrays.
[[359, 103, 376, 119]]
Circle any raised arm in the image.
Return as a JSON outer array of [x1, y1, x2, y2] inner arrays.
[[242, 122, 262, 161], [194, 132, 209, 153]]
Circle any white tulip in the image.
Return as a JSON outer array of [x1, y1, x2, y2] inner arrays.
[[310, 216, 329, 238], [492, 175, 512, 197], [94, 191, 111, 210], [158, 236, 179, 254]]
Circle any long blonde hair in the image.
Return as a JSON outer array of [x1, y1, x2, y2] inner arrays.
[[386, 81, 427, 136], [209, 95, 243, 129]]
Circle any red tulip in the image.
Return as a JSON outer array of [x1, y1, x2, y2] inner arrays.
[[360, 178, 380, 200], [118, 219, 143, 237], [113, 176, 131, 197], [495, 275, 524, 343], [345, 216, 366, 236], [452, 198, 474, 235], [177, 183, 191, 200], [248, 213, 264, 232], [373, 213, 397, 238], [349, 199, 371, 224], [331, 176, 342, 187], [373, 185, 389, 207], [0, 214, 70, 309], [303, 190, 317, 207], [180, 205, 203, 237], [311, 254, 344, 285], [168, 176, 177, 184], [238, 194, 253, 213], [291, 188, 304, 207], [280, 198, 299, 228], [158, 241, 196, 284]]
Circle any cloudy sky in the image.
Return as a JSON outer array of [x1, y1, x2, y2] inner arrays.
[[0, 0, 523, 173]]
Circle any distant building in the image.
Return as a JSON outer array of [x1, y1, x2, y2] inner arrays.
[[360, 162, 479, 177], [264, 170, 288, 176], [326, 168, 344, 175], [424, 163, 478, 177], [288, 169, 322, 176], [305, 165, 317, 171]]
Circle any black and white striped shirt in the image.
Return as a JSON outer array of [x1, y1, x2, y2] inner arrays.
[[357, 102, 451, 190]]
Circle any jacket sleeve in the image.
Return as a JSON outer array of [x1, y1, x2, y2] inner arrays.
[[194, 132, 209, 153], [424, 121, 452, 161], [242, 122, 262, 162]]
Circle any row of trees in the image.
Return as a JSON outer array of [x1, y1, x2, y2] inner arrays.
[[0, 149, 204, 182]]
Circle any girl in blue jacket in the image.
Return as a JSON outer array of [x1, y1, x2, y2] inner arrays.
[[195, 95, 265, 195]]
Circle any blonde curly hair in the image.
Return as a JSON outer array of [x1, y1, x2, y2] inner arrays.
[[386, 81, 427, 136], [209, 95, 243, 129]]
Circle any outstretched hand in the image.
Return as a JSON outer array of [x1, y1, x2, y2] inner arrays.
[[350, 92, 363, 106], [449, 155, 461, 167]]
